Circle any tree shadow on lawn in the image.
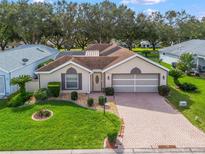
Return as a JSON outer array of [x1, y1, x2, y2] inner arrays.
[[167, 87, 194, 112]]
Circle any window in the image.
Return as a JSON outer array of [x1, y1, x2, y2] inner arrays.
[[65, 74, 78, 89]]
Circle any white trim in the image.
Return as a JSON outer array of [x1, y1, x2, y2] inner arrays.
[[0, 76, 5, 95], [102, 53, 169, 73], [36, 61, 93, 74], [0, 67, 9, 73], [113, 85, 158, 87], [113, 79, 158, 81]]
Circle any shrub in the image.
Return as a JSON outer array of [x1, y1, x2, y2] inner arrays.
[[104, 87, 114, 96], [48, 82, 60, 97], [7, 90, 20, 100], [11, 75, 32, 93], [107, 130, 118, 144], [179, 82, 197, 92], [87, 98, 94, 107], [177, 53, 194, 72], [34, 88, 48, 101], [169, 69, 183, 86], [7, 92, 31, 107], [158, 85, 170, 96], [98, 96, 107, 106], [71, 91, 78, 100]]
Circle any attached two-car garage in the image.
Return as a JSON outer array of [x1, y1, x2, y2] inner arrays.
[[112, 74, 159, 92]]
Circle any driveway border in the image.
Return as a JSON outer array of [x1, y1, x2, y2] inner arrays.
[[1, 148, 205, 154]]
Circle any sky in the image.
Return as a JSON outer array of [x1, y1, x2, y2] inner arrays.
[[34, 0, 205, 19]]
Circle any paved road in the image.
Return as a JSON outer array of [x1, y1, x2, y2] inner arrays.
[[115, 93, 205, 148], [1, 148, 205, 154]]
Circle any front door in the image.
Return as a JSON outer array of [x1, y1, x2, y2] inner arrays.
[[93, 73, 102, 91], [0, 76, 5, 95]]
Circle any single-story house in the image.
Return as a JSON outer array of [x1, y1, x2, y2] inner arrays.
[[0, 45, 58, 98], [36, 44, 168, 93], [159, 39, 205, 72], [140, 41, 160, 48]]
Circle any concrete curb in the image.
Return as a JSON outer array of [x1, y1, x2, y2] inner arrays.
[[1, 148, 205, 154]]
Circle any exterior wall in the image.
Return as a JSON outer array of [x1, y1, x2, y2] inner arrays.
[[198, 57, 205, 72], [0, 70, 10, 98], [10, 54, 57, 94], [105, 56, 168, 87], [39, 64, 91, 93], [160, 53, 179, 64], [26, 80, 39, 92]]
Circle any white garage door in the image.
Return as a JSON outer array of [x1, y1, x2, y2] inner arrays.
[[112, 74, 159, 92], [0, 76, 5, 95]]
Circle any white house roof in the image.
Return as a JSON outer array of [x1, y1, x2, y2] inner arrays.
[[159, 39, 205, 57], [0, 44, 58, 73]]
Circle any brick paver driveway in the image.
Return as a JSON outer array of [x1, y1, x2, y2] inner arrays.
[[115, 93, 205, 148]]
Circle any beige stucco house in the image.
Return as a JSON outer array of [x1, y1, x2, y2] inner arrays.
[[36, 44, 168, 93]]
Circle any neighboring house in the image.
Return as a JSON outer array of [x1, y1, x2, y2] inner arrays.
[[159, 39, 205, 72], [0, 45, 59, 98], [36, 43, 168, 93], [140, 41, 160, 48]]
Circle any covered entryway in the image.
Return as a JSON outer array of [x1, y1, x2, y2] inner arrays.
[[0, 76, 5, 96], [93, 73, 102, 91], [112, 74, 159, 92]]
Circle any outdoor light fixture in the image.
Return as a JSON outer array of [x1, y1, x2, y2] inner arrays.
[[107, 76, 110, 80]]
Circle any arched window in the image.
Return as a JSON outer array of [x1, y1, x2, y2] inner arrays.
[[130, 67, 141, 74], [66, 67, 77, 74], [65, 67, 78, 89]]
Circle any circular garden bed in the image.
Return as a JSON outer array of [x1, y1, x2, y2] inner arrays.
[[32, 109, 53, 121]]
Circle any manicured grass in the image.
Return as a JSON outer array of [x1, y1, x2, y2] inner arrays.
[[132, 47, 160, 52], [166, 74, 205, 132], [139, 51, 205, 132], [0, 100, 120, 150]]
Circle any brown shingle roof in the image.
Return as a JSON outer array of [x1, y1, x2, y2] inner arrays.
[[37, 56, 119, 72], [86, 43, 112, 52], [37, 44, 135, 72]]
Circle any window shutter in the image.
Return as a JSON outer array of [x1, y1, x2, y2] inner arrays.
[[61, 73, 66, 90], [78, 73, 82, 90]]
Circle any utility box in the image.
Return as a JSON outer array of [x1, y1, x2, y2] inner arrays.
[[179, 101, 187, 107]]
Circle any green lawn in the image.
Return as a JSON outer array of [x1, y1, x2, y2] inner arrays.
[[166, 75, 205, 132], [144, 51, 205, 132], [0, 100, 120, 150]]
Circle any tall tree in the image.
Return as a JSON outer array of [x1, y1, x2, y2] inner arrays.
[[0, 0, 15, 50]]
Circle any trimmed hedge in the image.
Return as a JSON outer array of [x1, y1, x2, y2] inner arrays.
[[104, 87, 114, 96], [71, 91, 78, 100], [34, 88, 48, 101], [7, 92, 32, 107], [48, 82, 60, 97], [158, 85, 170, 96], [179, 82, 197, 92], [107, 130, 118, 144], [87, 98, 94, 107], [98, 96, 107, 106]]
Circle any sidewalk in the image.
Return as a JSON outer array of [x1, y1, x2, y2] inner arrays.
[[1, 148, 205, 154]]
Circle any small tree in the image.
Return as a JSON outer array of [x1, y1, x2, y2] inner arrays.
[[11, 75, 32, 93], [169, 69, 183, 86], [177, 53, 195, 73]]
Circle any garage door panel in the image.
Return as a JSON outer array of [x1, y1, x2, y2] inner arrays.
[[112, 80, 134, 85], [114, 86, 134, 92], [113, 74, 134, 79], [112, 74, 159, 93], [135, 80, 158, 85]]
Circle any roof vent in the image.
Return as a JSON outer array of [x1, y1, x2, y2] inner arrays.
[[22, 58, 29, 65]]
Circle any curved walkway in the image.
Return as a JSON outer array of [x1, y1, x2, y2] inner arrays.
[[115, 93, 205, 148]]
